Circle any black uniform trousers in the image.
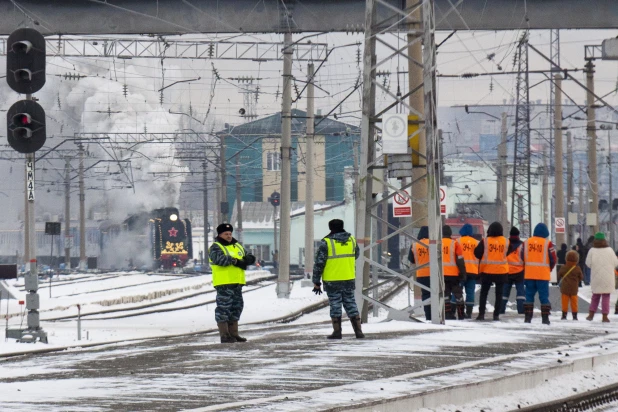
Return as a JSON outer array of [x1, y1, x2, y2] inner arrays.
[[478, 273, 507, 315]]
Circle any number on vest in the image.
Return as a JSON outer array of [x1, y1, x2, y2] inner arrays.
[[489, 244, 504, 253], [528, 243, 543, 253]]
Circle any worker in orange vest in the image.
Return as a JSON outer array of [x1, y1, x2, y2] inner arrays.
[[456, 223, 480, 318], [521, 223, 556, 325], [473, 222, 509, 321], [408, 226, 431, 320], [442, 225, 467, 320], [501, 226, 526, 314]]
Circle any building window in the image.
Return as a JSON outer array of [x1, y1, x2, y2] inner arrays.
[[267, 152, 280, 171], [246, 244, 270, 262]]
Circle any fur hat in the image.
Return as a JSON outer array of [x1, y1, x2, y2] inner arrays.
[[328, 219, 345, 232], [509, 226, 520, 236], [566, 250, 579, 263], [216, 223, 233, 235]]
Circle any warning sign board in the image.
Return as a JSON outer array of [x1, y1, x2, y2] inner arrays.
[[393, 189, 412, 217], [439, 186, 447, 216], [555, 217, 565, 234]]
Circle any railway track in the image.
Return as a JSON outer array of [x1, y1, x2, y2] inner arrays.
[[516, 382, 618, 412]]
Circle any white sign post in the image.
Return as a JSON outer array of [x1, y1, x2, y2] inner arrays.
[[555, 217, 566, 234], [382, 113, 408, 154], [439, 185, 447, 216], [26, 160, 34, 201], [393, 189, 412, 218]]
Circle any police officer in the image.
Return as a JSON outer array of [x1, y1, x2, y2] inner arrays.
[[456, 223, 480, 318], [209, 223, 256, 343], [522, 223, 556, 325], [442, 225, 467, 320], [474, 222, 509, 321], [408, 226, 431, 320], [313, 219, 364, 339]]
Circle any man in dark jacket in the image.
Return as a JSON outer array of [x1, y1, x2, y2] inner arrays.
[[583, 235, 594, 285], [313, 219, 363, 339], [474, 222, 509, 321], [501, 226, 525, 314]]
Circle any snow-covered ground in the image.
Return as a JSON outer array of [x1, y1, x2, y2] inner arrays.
[[3, 272, 618, 411], [0, 270, 327, 356]]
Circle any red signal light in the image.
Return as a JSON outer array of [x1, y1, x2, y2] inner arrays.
[[19, 115, 29, 125]]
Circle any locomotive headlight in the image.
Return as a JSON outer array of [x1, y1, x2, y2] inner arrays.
[[170, 213, 178, 221]]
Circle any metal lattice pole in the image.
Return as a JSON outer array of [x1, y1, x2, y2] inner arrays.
[[510, 33, 532, 238]]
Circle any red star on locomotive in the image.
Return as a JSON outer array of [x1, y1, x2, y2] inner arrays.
[[168, 227, 178, 237]]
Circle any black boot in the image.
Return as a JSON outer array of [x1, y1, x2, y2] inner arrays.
[[327, 317, 342, 339], [445, 302, 456, 320], [493, 312, 500, 321], [572, 312, 578, 321], [465, 305, 473, 319], [456, 304, 465, 320], [615, 304, 618, 315], [228, 320, 247, 342], [349, 316, 365, 339], [217, 322, 237, 343], [524, 303, 534, 323], [561, 312, 567, 320], [541, 304, 551, 325], [476, 311, 485, 321]]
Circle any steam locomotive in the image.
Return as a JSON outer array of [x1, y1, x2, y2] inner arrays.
[[100, 207, 193, 270], [150, 207, 193, 269]]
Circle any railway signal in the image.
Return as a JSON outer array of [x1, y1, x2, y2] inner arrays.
[[6, 100, 46, 153], [269, 191, 280, 207], [6, 28, 46, 94], [4, 27, 48, 344]]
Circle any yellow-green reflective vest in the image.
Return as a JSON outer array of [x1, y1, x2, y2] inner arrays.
[[322, 236, 356, 282], [209, 242, 246, 286]]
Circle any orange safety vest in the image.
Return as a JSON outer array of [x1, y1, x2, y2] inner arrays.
[[442, 238, 459, 276], [524, 236, 551, 281], [457, 236, 479, 275], [507, 244, 524, 274], [479, 237, 509, 274], [412, 239, 430, 278]]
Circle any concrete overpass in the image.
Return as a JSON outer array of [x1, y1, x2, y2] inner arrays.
[[0, 0, 616, 35]]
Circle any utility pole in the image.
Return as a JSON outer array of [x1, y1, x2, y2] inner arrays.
[[235, 156, 243, 243], [64, 157, 71, 267], [542, 145, 549, 225], [567, 132, 574, 245], [606, 127, 615, 249], [579, 161, 585, 239], [585, 60, 599, 233], [304, 63, 315, 282], [24, 164, 29, 265], [554, 75, 566, 246], [220, 135, 228, 222], [277, 31, 293, 298], [499, 112, 509, 229], [202, 160, 210, 269], [78, 143, 86, 270]]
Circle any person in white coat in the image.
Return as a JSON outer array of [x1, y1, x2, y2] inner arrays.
[[584, 232, 618, 322]]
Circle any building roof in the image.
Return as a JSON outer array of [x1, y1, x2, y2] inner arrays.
[[230, 201, 342, 230], [217, 108, 360, 137]]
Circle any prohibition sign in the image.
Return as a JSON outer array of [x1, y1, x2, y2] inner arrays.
[[394, 191, 410, 205], [440, 187, 446, 203]]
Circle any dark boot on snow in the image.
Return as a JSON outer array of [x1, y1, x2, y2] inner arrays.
[[541, 304, 551, 325], [228, 320, 247, 342], [475, 311, 485, 321], [217, 322, 237, 343], [561, 312, 567, 320], [445, 302, 456, 320], [465, 306, 473, 319], [524, 303, 534, 323], [327, 317, 342, 339], [456, 304, 466, 320], [349, 316, 365, 338], [572, 312, 578, 321]]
